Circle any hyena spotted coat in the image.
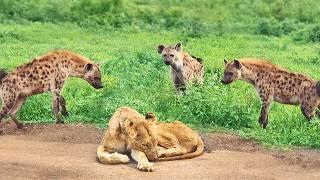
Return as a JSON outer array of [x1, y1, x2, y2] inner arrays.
[[158, 42, 204, 94], [222, 58, 320, 128], [0, 50, 103, 130]]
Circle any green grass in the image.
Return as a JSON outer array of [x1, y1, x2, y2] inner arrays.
[[1, 0, 320, 149]]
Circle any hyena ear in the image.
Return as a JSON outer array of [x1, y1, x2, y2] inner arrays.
[[233, 60, 242, 69], [84, 63, 93, 72], [224, 59, 228, 66], [158, 45, 165, 54], [175, 42, 182, 52]]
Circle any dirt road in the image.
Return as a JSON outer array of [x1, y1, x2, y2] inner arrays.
[[0, 122, 320, 180]]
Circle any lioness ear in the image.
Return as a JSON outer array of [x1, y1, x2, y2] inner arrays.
[[233, 59, 242, 69], [175, 42, 182, 52], [120, 118, 137, 136], [120, 118, 133, 129], [145, 112, 157, 124], [125, 118, 134, 127], [158, 45, 165, 54], [84, 63, 93, 72]]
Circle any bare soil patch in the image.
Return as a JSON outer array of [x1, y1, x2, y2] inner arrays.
[[0, 121, 320, 180]]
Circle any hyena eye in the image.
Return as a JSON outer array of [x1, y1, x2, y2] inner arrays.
[[170, 54, 174, 57], [225, 72, 233, 76], [163, 54, 167, 57]]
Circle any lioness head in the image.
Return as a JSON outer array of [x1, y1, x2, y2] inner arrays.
[[157, 42, 182, 65], [221, 59, 242, 85], [120, 117, 158, 161]]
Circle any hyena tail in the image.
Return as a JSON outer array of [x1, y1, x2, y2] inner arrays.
[[316, 81, 320, 96], [191, 55, 204, 64], [0, 69, 8, 83]]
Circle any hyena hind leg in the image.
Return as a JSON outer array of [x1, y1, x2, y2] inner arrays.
[[258, 95, 272, 129], [9, 95, 27, 129], [0, 96, 16, 133]]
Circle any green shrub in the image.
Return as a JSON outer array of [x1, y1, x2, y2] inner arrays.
[[256, 18, 283, 36], [309, 26, 320, 42], [280, 19, 298, 35], [0, 0, 319, 36]]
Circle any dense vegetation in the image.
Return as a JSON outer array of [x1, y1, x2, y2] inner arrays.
[[0, 0, 320, 148]]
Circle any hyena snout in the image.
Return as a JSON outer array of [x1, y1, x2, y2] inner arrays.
[[88, 77, 103, 89], [164, 59, 172, 65], [221, 72, 236, 85], [92, 80, 103, 89], [221, 78, 232, 85]]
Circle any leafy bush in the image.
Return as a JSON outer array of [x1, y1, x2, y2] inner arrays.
[[0, 0, 319, 37], [309, 26, 320, 42], [292, 25, 320, 42], [256, 18, 283, 36]]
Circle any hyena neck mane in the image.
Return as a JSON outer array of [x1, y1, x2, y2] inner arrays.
[[44, 50, 95, 78], [239, 60, 280, 85], [171, 52, 189, 72]]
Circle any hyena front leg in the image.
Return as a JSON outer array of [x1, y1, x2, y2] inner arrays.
[[173, 75, 186, 95], [174, 83, 186, 95], [51, 90, 64, 124], [258, 92, 273, 129], [51, 79, 66, 124], [300, 102, 317, 120], [59, 96, 69, 117], [9, 95, 27, 129], [315, 104, 320, 117]]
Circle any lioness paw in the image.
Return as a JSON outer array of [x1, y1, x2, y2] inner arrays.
[[137, 162, 154, 172], [119, 154, 130, 163]]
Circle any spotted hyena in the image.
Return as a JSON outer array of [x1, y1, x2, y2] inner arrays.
[[0, 50, 103, 130], [157, 42, 204, 94], [221, 58, 320, 128]]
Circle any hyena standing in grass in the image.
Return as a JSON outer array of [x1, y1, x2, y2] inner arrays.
[[221, 58, 320, 129], [0, 50, 103, 131], [158, 42, 204, 95]]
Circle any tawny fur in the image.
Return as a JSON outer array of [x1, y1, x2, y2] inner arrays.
[[222, 58, 320, 128], [96, 107, 158, 172], [145, 112, 204, 161], [97, 107, 204, 172], [158, 42, 204, 94], [0, 50, 103, 130]]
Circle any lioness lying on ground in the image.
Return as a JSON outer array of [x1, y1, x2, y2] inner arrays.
[[97, 107, 204, 172], [145, 112, 204, 161]]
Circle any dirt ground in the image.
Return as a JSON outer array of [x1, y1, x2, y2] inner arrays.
[[0, 121, 320, 180]]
